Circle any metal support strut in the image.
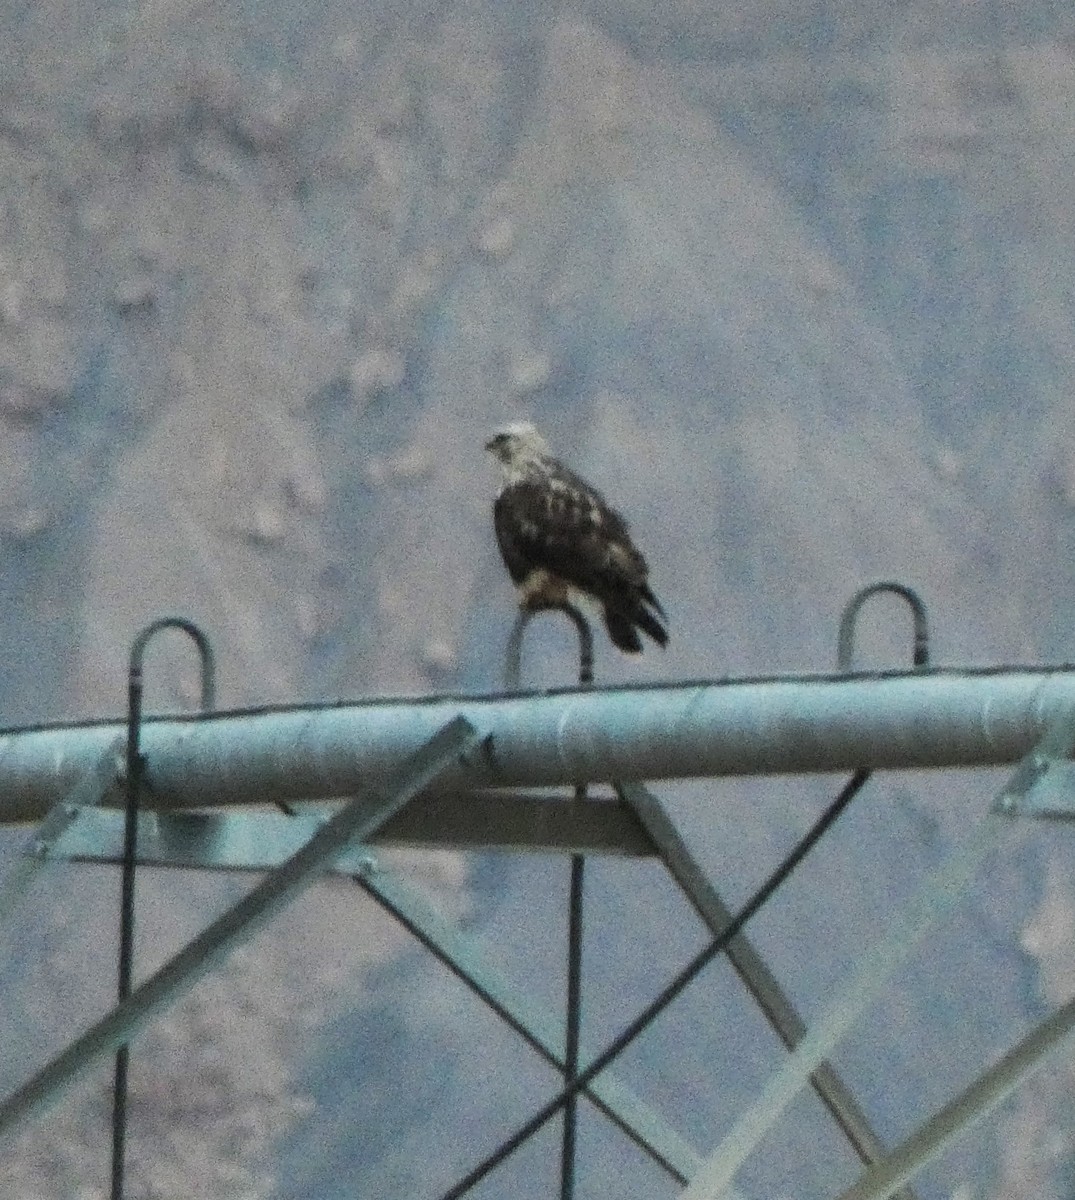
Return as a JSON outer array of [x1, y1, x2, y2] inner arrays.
[[683, 591, 1075, 1200], [353, 867, 701, 1181]]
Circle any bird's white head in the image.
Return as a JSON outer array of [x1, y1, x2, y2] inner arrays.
[[484, 421, 551, 471]]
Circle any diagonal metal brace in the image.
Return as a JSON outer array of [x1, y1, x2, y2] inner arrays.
[[678, 713, 1067, 1200], [0, 715, 479, 1139], [616, 781, 915, 1196], [0, 736, 124, 927], [835, 993, 1075, 1200]]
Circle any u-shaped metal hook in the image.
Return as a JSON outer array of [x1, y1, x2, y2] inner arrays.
[[837, 581, 930, 671], [129, 616, 216, 714], [504, 604, 594, 690]]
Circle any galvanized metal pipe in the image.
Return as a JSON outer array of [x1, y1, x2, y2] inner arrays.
[[2, 668, 1075, 823]]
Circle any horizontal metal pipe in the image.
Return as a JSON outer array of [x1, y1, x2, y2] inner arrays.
[[1, 667, 1074, 824]]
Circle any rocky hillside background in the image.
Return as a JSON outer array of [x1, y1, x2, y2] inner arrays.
[[2, 1, 1075, 1197]]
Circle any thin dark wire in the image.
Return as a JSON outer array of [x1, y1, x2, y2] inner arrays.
[[112, 618, 215, 1200], [436, 768, 871, 1200], [504, 603, 594, 1198], [561, 611, 592, 1200], [111, 670, 143, 1200], [351, 874, 688, 1182], [835, 582, 927, 1200], [561, 851, 584, 1200]]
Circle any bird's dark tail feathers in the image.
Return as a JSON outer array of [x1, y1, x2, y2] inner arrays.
[[604, 593, 668, 654], [639, 582, 667, 620]]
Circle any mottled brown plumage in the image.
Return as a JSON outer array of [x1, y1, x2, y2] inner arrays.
[[485, 422, 667, 654]]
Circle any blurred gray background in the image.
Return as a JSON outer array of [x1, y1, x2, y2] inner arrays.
[[2, 1, 1075, 1196]]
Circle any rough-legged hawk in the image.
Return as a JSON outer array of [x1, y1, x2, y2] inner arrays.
[[485, 421, 667, 654]]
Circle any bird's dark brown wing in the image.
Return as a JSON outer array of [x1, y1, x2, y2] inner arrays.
[[493, 486, 542, 585], [493, 469, 667, 649], [493, 475, 634, 592]]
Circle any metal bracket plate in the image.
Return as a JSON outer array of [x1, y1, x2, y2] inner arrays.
[[0, 737, 124, 925], [41, 809, 382, 874], [41, 791, 657, 870], [994, 756, 1075, 819]]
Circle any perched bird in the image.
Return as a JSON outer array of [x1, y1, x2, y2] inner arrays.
[[485, 421, 667, 653]]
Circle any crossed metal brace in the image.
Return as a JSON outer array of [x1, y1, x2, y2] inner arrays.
[[5, 588, 1075, 1200]]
